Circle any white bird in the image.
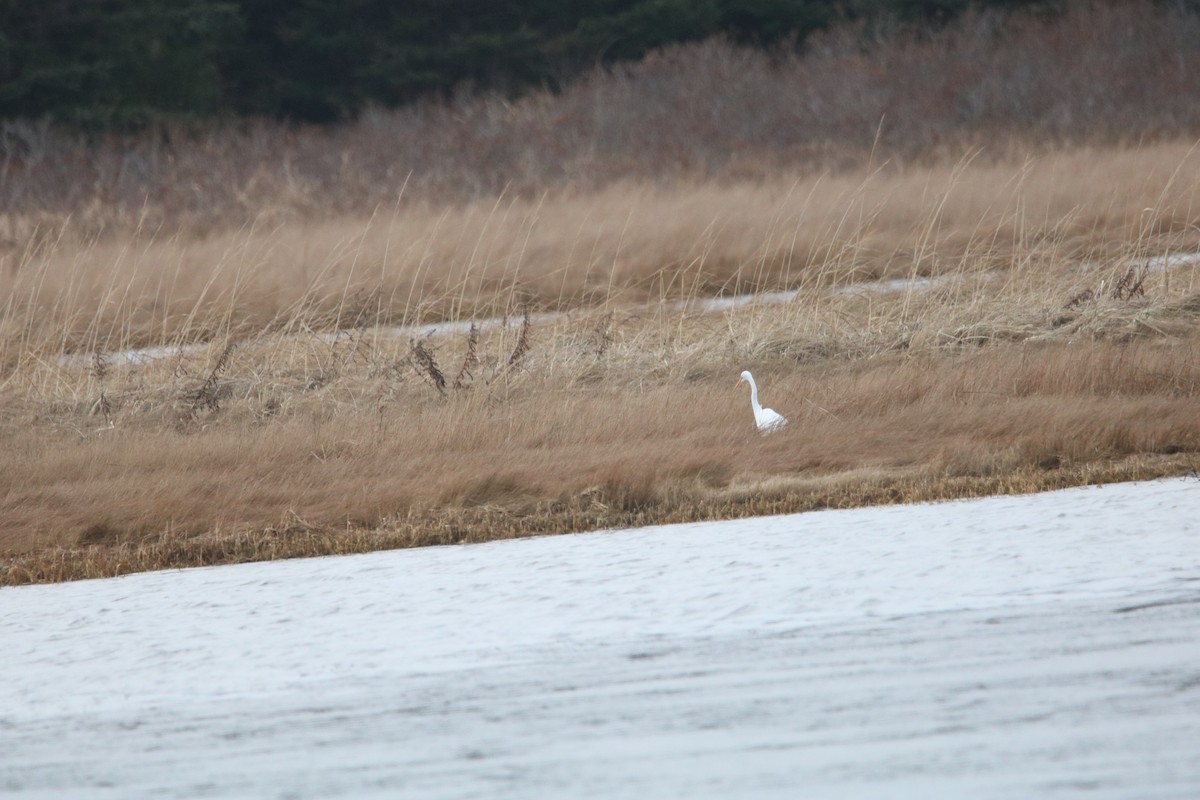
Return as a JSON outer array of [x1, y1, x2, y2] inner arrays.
[[736, 370, 788, 434]]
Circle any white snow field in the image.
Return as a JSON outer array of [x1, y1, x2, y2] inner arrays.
[[2, 478, 1199, 799]]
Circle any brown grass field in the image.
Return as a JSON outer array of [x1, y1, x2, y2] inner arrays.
[[4, 3, 1200, 585], [3, 137, 1200, 585]]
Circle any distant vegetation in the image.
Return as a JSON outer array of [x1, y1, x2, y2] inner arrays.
[[2, 0, 1063, 128], [4, 1, 1199, 239]]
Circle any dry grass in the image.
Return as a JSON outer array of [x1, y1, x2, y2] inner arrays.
[[3, 174, 1200, 585], [4, 126, 1200, 586], [4, 140, 1200, 361], [3, 1, 1198, 237], [7, 4, 1200, 586]]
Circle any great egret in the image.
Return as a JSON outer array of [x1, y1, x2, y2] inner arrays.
[[736, 370, 787, 434]]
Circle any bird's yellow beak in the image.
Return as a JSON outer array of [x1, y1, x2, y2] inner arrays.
[[735, 377, 744, 388]]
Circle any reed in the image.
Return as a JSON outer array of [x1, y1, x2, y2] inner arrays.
[[2, 141, 1199, 585], [2, 275, 1199, 585], [4, 140, 1200, 363]]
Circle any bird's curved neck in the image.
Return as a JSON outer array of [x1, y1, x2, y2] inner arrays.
[[747, 377, 762, 413]]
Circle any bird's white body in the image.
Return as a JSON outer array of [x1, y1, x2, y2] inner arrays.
[[737, 370, 788, 434]]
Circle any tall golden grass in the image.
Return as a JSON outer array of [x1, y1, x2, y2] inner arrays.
[[2, 142, 1200, 584], [4, 141, 1200, 362]]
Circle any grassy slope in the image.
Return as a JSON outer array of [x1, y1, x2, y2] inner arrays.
[[3, 2, 1200, 584], [5, 142, 1200, 358], [3, 144, 1200, 584]]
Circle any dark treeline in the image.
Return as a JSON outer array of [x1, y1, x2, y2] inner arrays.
[[0, 0, 1053, 128]]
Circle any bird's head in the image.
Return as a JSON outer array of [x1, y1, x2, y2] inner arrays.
[[736, 370, 752, 388]]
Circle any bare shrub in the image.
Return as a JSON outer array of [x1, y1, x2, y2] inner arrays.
[[1111, 267, 1148, 301], [453, 322, 480, 391], [187, 342, 236, 416], [408, 336, 446, 395], [506, 309, 532, 370]]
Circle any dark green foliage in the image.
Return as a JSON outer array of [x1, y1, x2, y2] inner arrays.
[[719, 0, 835, 44], [0, 0, 242, 128], [0, 0, 1074, 128], [849, 0, 1062, 21]]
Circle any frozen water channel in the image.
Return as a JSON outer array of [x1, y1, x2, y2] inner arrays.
[[2, 478, 1199, 798]]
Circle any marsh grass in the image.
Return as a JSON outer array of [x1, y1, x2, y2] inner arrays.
[[2, 141, 1200, 585], [2, 276, 1199, 584], [4, 140, 1200, 364], [7, 2, 1200, 585]]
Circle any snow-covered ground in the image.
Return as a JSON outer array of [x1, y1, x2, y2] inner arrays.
[[2, 478, 1198, 799]]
